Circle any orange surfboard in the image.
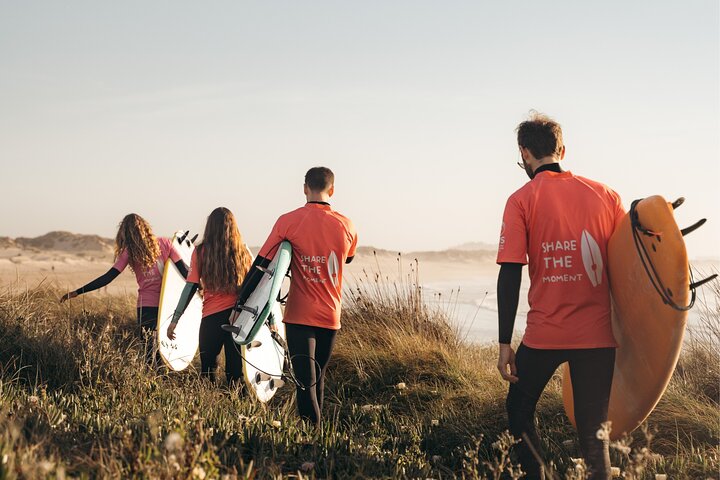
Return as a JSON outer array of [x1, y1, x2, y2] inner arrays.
[[562, 195, 693, 440]]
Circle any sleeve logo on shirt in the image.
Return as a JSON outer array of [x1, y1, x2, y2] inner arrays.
[[498, 222, 506, 252], [327, 251, 340, 287], [580, 230, 603, 287]]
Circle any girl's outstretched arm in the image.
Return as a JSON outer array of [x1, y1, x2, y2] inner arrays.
[[59, 268, 121, 302]]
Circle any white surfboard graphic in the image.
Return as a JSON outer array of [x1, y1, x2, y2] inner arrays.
[[580, 230, 603, 287], [328, 251, 340, 287]]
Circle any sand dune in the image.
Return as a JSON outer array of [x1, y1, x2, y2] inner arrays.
[[0, 232, 500, 294], [13, 231, 115, 254]]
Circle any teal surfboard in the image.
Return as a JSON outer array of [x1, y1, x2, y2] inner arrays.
[[229, 241, 292, 345]]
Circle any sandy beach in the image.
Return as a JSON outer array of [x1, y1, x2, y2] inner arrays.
[[2, 232, 716, 345]]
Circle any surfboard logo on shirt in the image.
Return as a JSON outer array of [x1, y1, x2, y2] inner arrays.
[[327, 251, 340, 287], [580, 230, 603, 287]]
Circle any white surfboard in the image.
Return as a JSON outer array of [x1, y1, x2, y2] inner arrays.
[[239, 245, 289, 402], [156, 231, 203, 371], [242, 303, 287, 402]]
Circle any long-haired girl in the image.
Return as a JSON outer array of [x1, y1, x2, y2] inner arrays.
[[168, 207, 251, 386], [60, 214, 188, 364]]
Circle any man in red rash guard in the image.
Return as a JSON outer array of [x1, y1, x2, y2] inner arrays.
[[496, 113, 625, 480], [241, 166, 357, 426]]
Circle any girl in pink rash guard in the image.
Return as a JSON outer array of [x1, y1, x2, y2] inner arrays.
[[60, 214, 188, 365]]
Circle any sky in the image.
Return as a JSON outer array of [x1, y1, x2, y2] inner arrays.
[[0, 1, 718, 258]]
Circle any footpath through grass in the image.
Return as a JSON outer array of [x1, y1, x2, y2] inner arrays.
[[0, 265, 717, 479]]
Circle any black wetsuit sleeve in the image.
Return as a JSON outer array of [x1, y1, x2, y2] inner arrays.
[[172, 282, 199, 323], [498, 263, 523, 344], [75, 268, 121, 295], [174, 259, 189, 279], [236, 255, 272, 307], [346, 256, 354, 264]]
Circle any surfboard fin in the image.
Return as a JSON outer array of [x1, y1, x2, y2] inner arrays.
[[255, 265, 274, 276], [221, 324, 241, 334], [234, 305, 258, 317], [690, 274, 718, 290], [270, 378, 285, 389], [247, 340, 262, 349], [178, 230, 190, 244], [681, 219, 706, 236], [255, 372, 272, 383], [190, 234, 198, 244], [671, 197, 685, 209], [270, 331, 289, 350]]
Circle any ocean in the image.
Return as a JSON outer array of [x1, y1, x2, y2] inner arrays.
[[424, 268, 719, 345]]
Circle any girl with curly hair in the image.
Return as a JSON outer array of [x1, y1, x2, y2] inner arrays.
[[60, 214, 188, 364]]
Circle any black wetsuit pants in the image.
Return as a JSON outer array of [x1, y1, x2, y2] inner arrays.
[[137, 307, 160, 366], [199, 308, 244, 386], [286, 323, 338, 427], [507, 343, 615, 480]]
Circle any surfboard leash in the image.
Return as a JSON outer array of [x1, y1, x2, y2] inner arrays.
[[228, 329, 322, 392], [268, 328, 323, 392], [630, 199, 695, 312]]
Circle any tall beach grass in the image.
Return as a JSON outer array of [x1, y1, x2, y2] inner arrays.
[[0, 259, 716, 478]]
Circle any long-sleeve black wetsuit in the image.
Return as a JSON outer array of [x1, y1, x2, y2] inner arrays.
[[497, 164, 614, 480]]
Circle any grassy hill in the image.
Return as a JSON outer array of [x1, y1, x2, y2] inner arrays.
[[0, 269, 716, 479]]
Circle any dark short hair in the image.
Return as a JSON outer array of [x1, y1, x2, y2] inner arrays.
[[305, 167, 335, 192], [516, 112, 564, 160]]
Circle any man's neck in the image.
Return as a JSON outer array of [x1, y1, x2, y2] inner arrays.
[[306, 193, 331, 204], [533, 162, 563, 175]]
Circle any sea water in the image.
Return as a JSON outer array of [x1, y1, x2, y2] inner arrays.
[[425, 267, 719, 345]]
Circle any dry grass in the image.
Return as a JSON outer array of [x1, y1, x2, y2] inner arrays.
[[0, 259, 716, 478]]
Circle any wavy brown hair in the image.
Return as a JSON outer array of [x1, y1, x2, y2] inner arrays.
[[516, 111, 564, 160], [115, 214, 160, 272], [197, 207, 251, 293]]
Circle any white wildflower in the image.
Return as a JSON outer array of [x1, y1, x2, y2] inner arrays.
[[192, 465, 206, 479], [164, 432, 184, 451], [39, 460, 54, 474], [168, 454, 181, 472], [396, 382, 407, 390]]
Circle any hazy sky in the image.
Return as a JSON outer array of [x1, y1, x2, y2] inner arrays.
[[1, 1, 718, 258]]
